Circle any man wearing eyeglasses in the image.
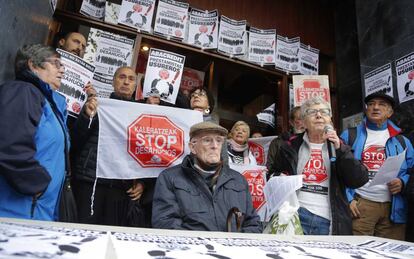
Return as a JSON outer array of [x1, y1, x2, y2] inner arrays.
[[152, 121, 261, 232], [341, 92, 414, 240], [268, 96, 368, 235]]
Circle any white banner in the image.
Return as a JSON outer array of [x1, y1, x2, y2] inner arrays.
[[94, 31, 134, 77], [230, 164, 267, 221], [154, 0, 189, 40], [248, 136, 277, 166], [248, 28, 276, 65], [56, 49, 95, 117], [80, 0, 106, 20], [143, 48, 186, 104], [298, 43, 319, 75], [293, 75, 331, 107], [187, 8, 218, 49], [395, 52, 414, 104], [92, 73, 113, 98], [218, 16, 247, 56], [364, 63, 393, 97], [97, 98, 202, 179], [275, 35, 300, 73], [118, 0, 155, 33]]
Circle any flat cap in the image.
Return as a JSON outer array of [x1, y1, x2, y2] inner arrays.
[[189, 121, 228, 139], [364, 92, 395, 108]]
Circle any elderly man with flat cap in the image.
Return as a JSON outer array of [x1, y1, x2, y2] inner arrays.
[[341, 92, 414, 240], [152, 121, 261, 232]]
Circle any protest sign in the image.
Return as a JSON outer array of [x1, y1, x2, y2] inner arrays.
[[298, 43, 319, 75], [395, 52, 414, 104], [118, 0, 155, 33], [153, 0, 189, 40], [180, 67, 205, 97], [187, 8, 219, 49], [364, 63, 393, 97], [143, 48, 185, 104], [248, 28, 276, 65], [293, 75, 331, 107], [56, 49, 95, 117], [248, 136, 277, 166], [217, 16, 247, 56], [275, 36, 300, 73], [97, 99, 202, 179], [92, 73, 113, 98], [80, 0, 106, 20]]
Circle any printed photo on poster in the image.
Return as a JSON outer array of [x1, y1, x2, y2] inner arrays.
[[153, 0, 189, 40], [293, 75, 331, 107], [364, 63, 393, 97], [395, 52, 414, 104], [143, 48, 186, 104], [118, 0, 155, 33], [56, 49, 95, 117], [298, 43, 319, 75], [275, 35, 300, 73], [218, 16, 247, 56], [80, 0, 106, 20], [187, 8, 218, 49], [248, 28, 276, 65]]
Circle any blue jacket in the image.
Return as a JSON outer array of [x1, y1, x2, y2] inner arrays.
[[341, 118, 414, 223], [0, 71, 69, 221]]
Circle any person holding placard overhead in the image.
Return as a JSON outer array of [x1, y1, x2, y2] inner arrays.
[[341, 92, 414, 240]]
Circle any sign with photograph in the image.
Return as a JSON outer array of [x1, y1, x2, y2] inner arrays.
[[395, 52, 414, 104], [187, 8, 219, 49], [118, 0, 155, 33]]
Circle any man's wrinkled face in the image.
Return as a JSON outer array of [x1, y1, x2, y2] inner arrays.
[[59, 32, 86, 58], [365, 97, 393, 125], [113, 67, 137, 99], [189, 132, 224, 166]]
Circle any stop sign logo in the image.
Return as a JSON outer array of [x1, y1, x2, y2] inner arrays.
[[248, 141, 265, 165], [242, 170, 266, 210], [127, 114, 184, 168]]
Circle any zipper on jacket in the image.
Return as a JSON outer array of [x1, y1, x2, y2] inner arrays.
[[30, 195, 38, 218]]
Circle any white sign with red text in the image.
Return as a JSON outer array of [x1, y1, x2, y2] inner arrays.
[[248, 136, 277, 166], [230, 164, 267, 221], [118, 0, 156, 33], [96, 98, 202, 179], [293, 75, 331, 107]]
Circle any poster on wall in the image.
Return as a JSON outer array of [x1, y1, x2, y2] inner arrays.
[[142, 48, 186, 104], [187, 8, 219, 49], [118, 0, 156, 33], [342, 112, 364, 130], [298, 43, 319, 75], [217, 16, 247, 56], [94, 31, 135, 78], [180, 67, 205, 98], [395, 52, 414, 104], [153, 0, 189, 40], [364, 63, 393, 98], [80, 0, 106, 20], [56, 49, 95, 117], [248, 27, 276, 65], [92, 73, 113, 98], [293, 75, 331, 107], [275, 35, 300, 73]]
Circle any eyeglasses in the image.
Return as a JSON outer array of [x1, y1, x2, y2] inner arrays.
[[44, 59, 64, 69], [193, 136, 225, 146], [304, 108, 331, 117], [190, 90, 207, 98]]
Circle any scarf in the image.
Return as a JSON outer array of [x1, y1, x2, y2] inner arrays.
[[228, 139, 250, 165]]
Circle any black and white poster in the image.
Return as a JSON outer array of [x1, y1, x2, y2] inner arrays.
[[218, 16, 247, 56], [364, 63, 393, 98], [56, 49, 95, 117], [395, 52, 414, 104], [0, 222, 107, 259], [118, 0, 156, 33], [143, 48, 185, 104], [94, 31, 135, 78], [275, 35, 300, 73], [93, 73, 113, 98], [50, 0, 57, 12], [154, 0, 189, 40], [298, 43, 319, 75], [187, 8, 219, 49], [248, 27, 276, 65], [80, 0, 106, 20]]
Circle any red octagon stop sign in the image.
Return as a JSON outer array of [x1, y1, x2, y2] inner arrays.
[[127, 114, 184, 168], [248, 141, 265, 165]]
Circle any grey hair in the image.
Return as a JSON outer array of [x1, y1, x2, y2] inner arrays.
[[15, 44, 59, 75], [300, 96, 331, 118]]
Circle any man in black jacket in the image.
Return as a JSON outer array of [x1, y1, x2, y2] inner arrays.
[[71, 66, 152, 226]]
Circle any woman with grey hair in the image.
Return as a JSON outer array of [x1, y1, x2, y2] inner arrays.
[[0, 44, 69, 221], [267, 96, 368, 235]]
